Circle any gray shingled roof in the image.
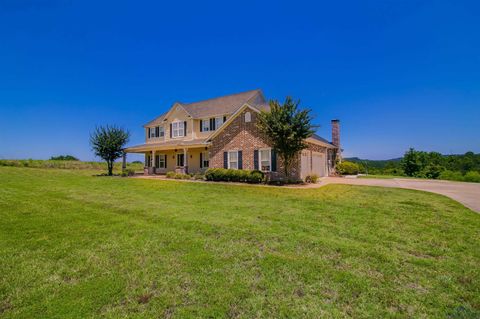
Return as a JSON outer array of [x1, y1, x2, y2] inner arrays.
[[144, 89, 266, 127], [181, 89, 264, 118], [311, 134, 335, 147]]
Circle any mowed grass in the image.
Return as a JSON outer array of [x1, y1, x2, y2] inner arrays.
[[0, 167, 479, 318]]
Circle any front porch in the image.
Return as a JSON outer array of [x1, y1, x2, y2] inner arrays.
[[124, 145, 210, 175]]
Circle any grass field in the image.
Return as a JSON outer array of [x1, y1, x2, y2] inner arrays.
[[1, 167, 479, 318]]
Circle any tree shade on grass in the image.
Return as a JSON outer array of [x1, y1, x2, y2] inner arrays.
[[0, 167, 479, 318]]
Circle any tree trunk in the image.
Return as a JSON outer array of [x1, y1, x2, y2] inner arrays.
[[107, 161, 113, 176]]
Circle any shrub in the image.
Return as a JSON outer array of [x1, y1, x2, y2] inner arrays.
[[205, 168, 264, 183], [305, 174, 319, 183], [193, 173, 205, 180], [247, 170, 265, 183], [166, 171, 176, 178], [120, 169, 135, 177], [420, 164, 444, 179], [464, 171, 480, 183], [50, 155, 79, 161], [439, 170, 464, 182], [336, 161, 360, 175]]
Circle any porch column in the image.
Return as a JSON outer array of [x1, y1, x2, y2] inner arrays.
[[151, 150, 155, 167], [183, 148, 188, 174], [122, 152, 127, 172]]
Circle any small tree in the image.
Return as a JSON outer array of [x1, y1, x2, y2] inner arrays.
[[90, 125, 130, 176], [257, 97, 315, 180], [401, 148, 423, 177]]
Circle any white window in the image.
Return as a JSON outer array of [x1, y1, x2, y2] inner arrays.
[[259, 148, 271, 171], [201, 119, 210, 132], [202, 151, 209, 168], [172, 121, 185, 138], [159, 154, 166, 168], [149, 128, 155, 138], [215, 117, 224, 128], [228, 151, 238, 170], [158, 126, 165, 137], [245, 112, 251, 122]]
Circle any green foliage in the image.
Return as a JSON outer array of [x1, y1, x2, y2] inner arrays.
[[120, 169, 135, 177], [305, 174, 319, 183], [257, 97, 315, 179], [165, 171, 176, 178], [205, 168, 265, 183], [193, 173, 205, 180], [401, 148, 424, 177], [165, 172, 192, 180], [49, 155, 79, 161], [350, 149, 480, 182], [421, 164, 444, 179], [90, 125, 130, 176], [439, 170, 464, 181], [337, 161, 360, 175], [464, 171, 480, 183]]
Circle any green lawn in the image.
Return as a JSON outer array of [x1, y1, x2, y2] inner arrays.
[[1, 167, 479, 318]]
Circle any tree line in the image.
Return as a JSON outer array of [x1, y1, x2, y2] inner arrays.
[[346, 149, 480, 182]]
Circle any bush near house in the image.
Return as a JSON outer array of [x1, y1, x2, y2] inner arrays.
[[336, 161, 360, 175], [205, 168, 264, 183], [305, 174, 319, 183]]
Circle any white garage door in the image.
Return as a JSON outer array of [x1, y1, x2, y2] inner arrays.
[[300, 151, 326, 179]]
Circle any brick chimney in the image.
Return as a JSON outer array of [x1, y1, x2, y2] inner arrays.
[[331, 119, 340, 148]]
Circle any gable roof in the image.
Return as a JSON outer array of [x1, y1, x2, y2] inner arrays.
[[307, 134, 337, 148], [144, 89, 265, 127], [181, 89, 264, 118]]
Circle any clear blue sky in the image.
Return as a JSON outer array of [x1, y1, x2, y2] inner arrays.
[[1, 0, 479, 161]]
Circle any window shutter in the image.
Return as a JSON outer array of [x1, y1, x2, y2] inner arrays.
[[223, 116, 226, 122], [148, 128, 151, 138], [164, 154, 167, 168], [200, 120, 203, 132], [155, 127, 159, 137], [200, 152, 203, 168], [254, 150, 259, 170], [238, 151, 243, 169], [223, 152, 228, 169], [271, 149, 277, 172], [170, 123, 172, 138], [209, 118, 214, 131], [184, 121, 187, 136]]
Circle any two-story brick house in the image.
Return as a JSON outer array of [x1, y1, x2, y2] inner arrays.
[[124, 89, 340, 180]]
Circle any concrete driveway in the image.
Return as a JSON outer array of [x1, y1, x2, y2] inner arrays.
[[321, 177, 480, 213]]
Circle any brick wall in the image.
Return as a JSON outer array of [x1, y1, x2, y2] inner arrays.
[[210, 109, 270, 170], [209, 108, 308, 180]]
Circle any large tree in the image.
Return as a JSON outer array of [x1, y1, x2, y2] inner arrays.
[[90, 125, 130, 176], [257, 97, 316, 180]]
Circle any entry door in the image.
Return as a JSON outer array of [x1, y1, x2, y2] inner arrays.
[[177, 154, 185, 167]]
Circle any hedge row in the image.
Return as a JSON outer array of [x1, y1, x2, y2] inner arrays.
[[205, 168, 264, 183]]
